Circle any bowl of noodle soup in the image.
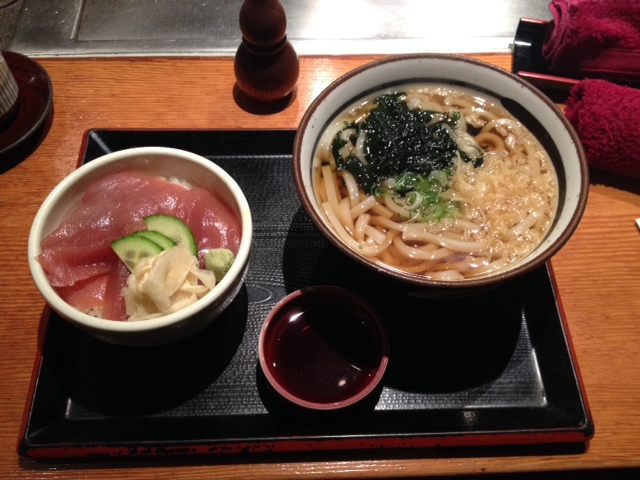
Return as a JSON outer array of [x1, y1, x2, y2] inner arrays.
[[293, 54, 588, 296]]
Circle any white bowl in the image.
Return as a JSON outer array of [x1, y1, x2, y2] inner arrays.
[[29, 147, 252, 347], [293, 54, 589, 297]]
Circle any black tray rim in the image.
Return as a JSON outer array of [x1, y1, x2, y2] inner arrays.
[[19, 128, 594, 461]]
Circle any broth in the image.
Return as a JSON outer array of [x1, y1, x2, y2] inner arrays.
[[313, 84, 559, 280]]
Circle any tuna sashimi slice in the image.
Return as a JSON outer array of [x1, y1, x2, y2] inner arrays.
[[56, 273, 108, 313], [38, 244, 116, 287], [173, 187, 242, 263], [101, 260, 130, 321]]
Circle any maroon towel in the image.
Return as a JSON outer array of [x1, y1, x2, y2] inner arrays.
[[565, 79, 640, 179], [542, 0, 640, 86]]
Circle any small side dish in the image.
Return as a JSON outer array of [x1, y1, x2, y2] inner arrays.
[[259, 286, 389, 411]]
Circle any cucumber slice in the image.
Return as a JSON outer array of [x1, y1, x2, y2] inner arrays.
[[143, 214, 198, 256], [132, 230, 177, 250], [111, 234, 164, 271]]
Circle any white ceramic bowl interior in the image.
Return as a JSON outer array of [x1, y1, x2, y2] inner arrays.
[[28, 147, 253, 347], [294, 54, 588, 290]]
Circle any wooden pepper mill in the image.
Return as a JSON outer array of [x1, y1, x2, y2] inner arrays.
[[234, 0, 300, 103]]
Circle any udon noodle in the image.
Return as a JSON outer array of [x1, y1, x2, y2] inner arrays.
[[313, 84, 558, 280]]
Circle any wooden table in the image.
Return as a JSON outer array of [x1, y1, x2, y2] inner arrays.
[[1, 53, 639, 479]]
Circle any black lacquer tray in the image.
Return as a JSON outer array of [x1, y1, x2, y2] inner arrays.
[[19, 129, 593, 461]]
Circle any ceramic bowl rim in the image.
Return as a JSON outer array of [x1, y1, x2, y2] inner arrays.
[[258, 285, 390, 410], [293, 53, 589, 291], [28, 146, 253, 334]]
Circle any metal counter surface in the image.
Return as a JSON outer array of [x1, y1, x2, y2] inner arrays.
[[9, 0, 552, 57]]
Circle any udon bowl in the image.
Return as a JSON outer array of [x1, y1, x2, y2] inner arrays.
[[293, 54, 588, 297], [28, 147, 253, 347]]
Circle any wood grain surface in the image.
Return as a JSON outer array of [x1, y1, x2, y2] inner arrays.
[[1, 54, 639, 479]]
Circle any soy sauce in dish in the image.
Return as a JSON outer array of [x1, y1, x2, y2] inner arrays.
[[268, 299, 384, 405]]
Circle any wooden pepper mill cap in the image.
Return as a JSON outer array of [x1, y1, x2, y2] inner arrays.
[[239, 0, 287, 49]]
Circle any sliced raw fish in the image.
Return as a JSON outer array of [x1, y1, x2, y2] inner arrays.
[[38, 243, 116, 287], [101, 260, 130, 321], [56, 273, 108, 313], [173, 187, 242, 263]]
